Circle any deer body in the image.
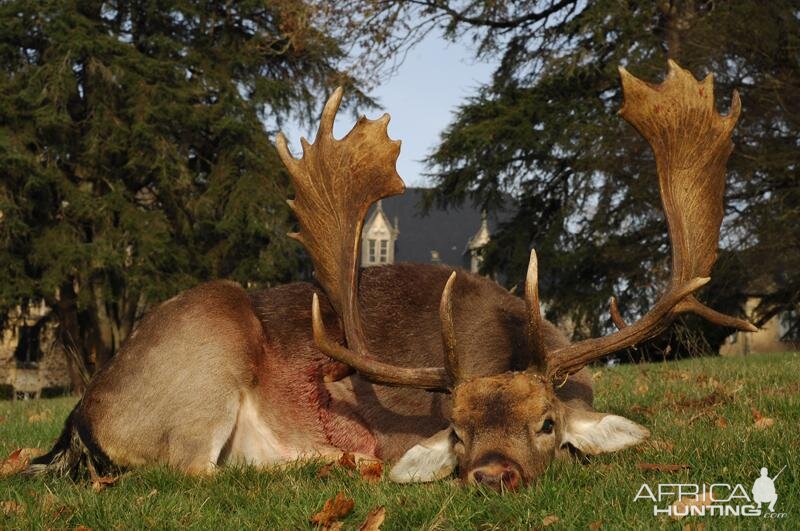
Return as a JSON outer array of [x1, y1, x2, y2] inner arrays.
[[46, 263, 589, 476], [32, 62, 755, 489]]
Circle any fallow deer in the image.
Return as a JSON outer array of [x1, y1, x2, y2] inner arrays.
[[30, 61, 755, 491]]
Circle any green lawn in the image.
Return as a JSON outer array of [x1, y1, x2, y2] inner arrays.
[[1, 353, 798, 529]]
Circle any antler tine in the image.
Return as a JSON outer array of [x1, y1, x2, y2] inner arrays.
[[544, 61, 757, 381], [440, 271, 463, 386], [311, 294, 449, 389], [278, 88, 450, 391], [609, 296, 627, 330], [524, 250, 548, 372]]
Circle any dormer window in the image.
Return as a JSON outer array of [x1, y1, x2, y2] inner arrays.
[[368, 239, 377, 263], [379, 240, 388, 263], [361, 200, 398, 267]]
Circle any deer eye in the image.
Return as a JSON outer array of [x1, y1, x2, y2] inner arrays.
[[539, 419, 555, 434]]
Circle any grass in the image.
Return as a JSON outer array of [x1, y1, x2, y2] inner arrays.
[[1, 352, 798, 529]]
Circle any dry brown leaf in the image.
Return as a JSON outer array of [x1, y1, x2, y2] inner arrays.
[[677, 390, 726, 409], [317, 463, 334, 479], [754, 417, 775, 430], [670, 489, 714, 520], [310, 492, 355, 528], [635, 383, 649, 395], [91, 475, 118, 493], [588, 521, 603, 529], [1, 500, 23, 516], [750, 406, 775, 429], [637, 463, 689, 473], [0, 447, 44, 476], [74, 526, 93, 531], [542, 514, 560, 527], [630, 404, 654, 417], [322, 361, 354, 383], [358, 506, 386, 531], [647, 439, 675, 453], [27, 409, 52, 423], [358, 461, 383, 484], [715, 416, 728, 428], [338, 452, 357, 470], [135, 488, 158, 506], [0, 415, 6, 424]]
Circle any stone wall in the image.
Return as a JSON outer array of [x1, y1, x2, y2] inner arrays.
[[0, 305, 72, 395]]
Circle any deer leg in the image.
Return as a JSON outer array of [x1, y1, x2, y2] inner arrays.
[[165, 390, 241, 475]]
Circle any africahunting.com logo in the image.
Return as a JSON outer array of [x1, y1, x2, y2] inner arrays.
[[634, 466, 788, 518]]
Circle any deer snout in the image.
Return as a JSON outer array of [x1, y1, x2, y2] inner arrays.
[[468, 460, 523, 491]]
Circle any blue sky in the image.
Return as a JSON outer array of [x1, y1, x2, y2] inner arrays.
[[284, 32, 495, 187]]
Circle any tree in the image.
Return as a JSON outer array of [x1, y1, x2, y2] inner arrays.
[[374, 0, 799, 355], [0, 0, 374, 389]]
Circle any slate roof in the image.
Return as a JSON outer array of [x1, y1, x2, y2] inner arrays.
[[368, 188, 511, 268]]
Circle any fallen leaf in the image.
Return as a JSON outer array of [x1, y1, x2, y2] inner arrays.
[[647, 439, 675, 453], [715, 416, 728, 428], [635, 383, 649, 395], [322, 361, 354, 382], [670, 489, 714, 520], [91, 475, 118, 493], [27, 409, 52, 423], [751, 406, 775, 429], [630, 404, 654, 417], [338, 453, 357, 470], [637, 463, 689, 473], [0, 448, 44, 476], [317, 463, 334, 479], [135, 488, 158, 506], [52, 504, 73, 520], [542, 514, 560, 527], [358, 506, 386, 531], [677, 390, 726, 409], [1, 500, 23, 516], [588, 521, 603, 529], [754, 417, 775, 430], [0, 416, 6, 424], [74, 526, 93, 531], [358, 461, 383, 484], [310, 492, 355, 528]]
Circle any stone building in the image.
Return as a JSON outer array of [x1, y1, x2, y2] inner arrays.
[[0, 302, 71, 399], [720, 298, 799, 355], [360, 188, 502, 272]]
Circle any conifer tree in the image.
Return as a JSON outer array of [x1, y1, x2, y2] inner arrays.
[[0, 1, 370, 386], [369, 0, 800, 354]]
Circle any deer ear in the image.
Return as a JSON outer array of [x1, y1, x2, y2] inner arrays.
[[561, 408, 649, 455], [389, 427, 457, 483]]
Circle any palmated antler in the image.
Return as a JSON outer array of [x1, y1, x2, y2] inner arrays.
[[535, 60, 757, 380], [277, 89, 451, 391]]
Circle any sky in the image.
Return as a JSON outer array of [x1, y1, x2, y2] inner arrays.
[[284, 32, 495, 187]]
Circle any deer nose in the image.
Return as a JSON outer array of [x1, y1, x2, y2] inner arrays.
[[469, 462, 522, 491]]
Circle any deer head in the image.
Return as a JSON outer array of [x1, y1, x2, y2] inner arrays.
[[276, 60, 756, 491]]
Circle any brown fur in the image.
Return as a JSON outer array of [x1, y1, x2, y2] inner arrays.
[[33, 263, 593, 477]]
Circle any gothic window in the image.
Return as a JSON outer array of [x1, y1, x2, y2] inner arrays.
[[368, 239, 376, 263], [14, 323, 44, 367], [379, 239, 388, 263]]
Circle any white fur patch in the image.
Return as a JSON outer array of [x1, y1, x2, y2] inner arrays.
[[389, 428, 457, 483], [563, 412, 649, 455], [226, 393, 300, 466]]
